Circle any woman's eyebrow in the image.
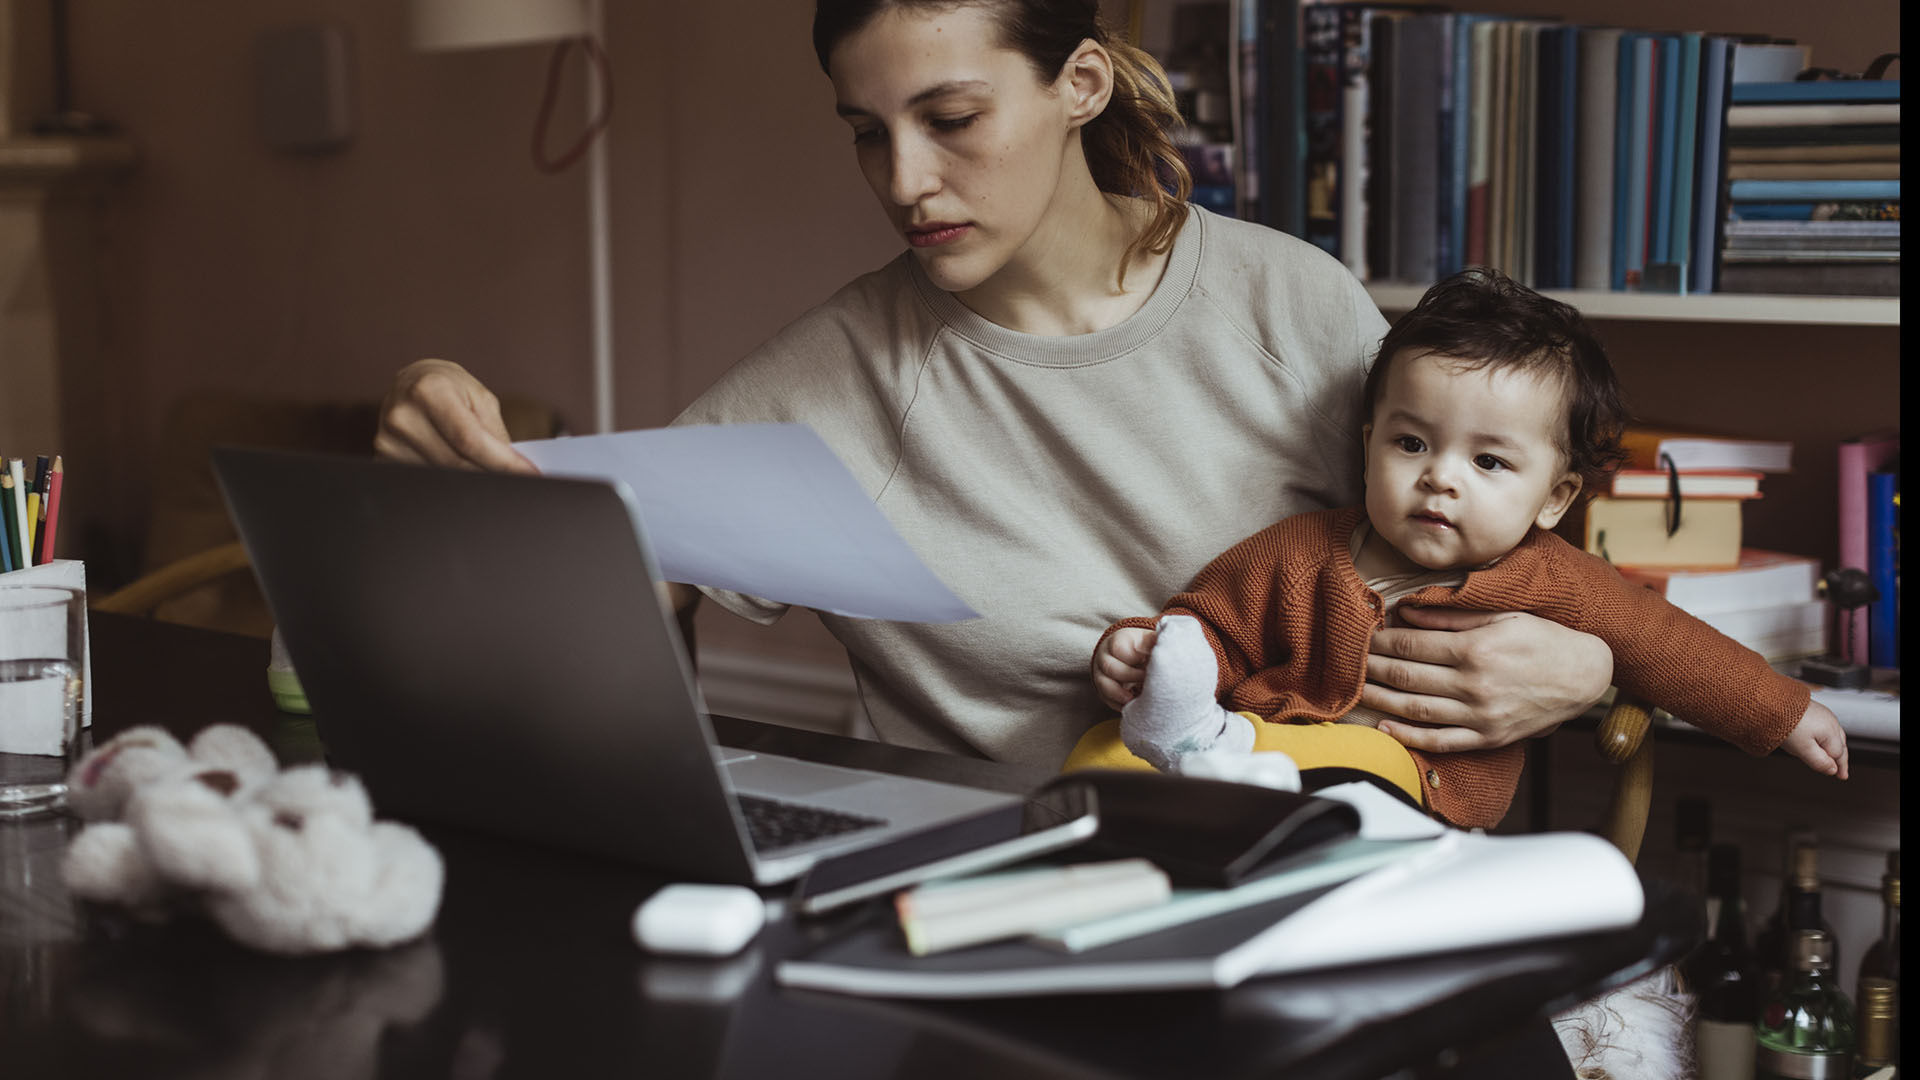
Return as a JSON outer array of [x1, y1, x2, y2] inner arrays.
[[836, 79, 991, 117]]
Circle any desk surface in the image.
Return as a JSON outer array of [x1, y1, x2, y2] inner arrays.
[[2, 614, 1697, 1079]]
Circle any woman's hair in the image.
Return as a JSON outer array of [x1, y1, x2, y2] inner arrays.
[[1364, 267, 1630, 493], [812, 0, 1191, 280]]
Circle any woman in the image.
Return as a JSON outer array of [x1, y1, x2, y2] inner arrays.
[[376, 0, 1612, 769]]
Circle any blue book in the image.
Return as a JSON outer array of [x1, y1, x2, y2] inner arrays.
[[1649, 37, 1681, 267], [1728, 179, 1902, 202], [1432, 14, 1459, 276], [1690, 36, 1733, 293], [1867, 470, 1899, 669], [1616, 35, 1655, 288], [1730, 80, 1902, 104], [1610, 35, 1640, 289], [1531, 27, 1576, 289], [1665, 34, 1702, 287]]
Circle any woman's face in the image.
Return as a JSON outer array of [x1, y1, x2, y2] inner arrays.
[[828, 5, 1088, 293]]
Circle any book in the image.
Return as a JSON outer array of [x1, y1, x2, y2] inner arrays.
[[1649, 35, 1681, 272], [1724, 220, 1901, 239], [1301, 2, 1347, 258], [1574, 27, 1624, 290], [775, 830, 1644, 998], [1387, 13, 1445, 283], [1729, 80, 1902, 105], [1465, 18, 1498, 268], [1728, 40, 1810, 84], [1726, 143, 1900, 163], [1585, 495, 1744, 568], [1726, 123, 1901, 147], [1715, 261, 1899, 296], [1611, 469, 1763, 499], [1665, 33, 1702, 286], [1728, 179, 1900, 202], [1836, 431, 1899, 666], [1726, 200, 1901, 221], [896, 859, 1172, 956], [1615, 548, 1819, 614], [1697, 600, 1827, 661], [1620, 426, 1794, 473], [1615, 34, 1655, 289], [1866, 471, 1898, 669], [1726, 103, 1901, 128], [1725, 161, 1902, 181]]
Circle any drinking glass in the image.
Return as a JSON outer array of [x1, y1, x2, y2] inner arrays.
[[0, 585, 86, 819]]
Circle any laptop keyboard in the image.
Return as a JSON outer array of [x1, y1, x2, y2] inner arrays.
[[735, 794, 887, 853]]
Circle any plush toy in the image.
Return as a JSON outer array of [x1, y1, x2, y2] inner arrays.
[[63, 724, 445, 955]]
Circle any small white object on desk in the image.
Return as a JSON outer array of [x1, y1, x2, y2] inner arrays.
[[633, 884, 767, 957]]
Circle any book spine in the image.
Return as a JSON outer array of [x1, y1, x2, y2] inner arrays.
[[1433, 14, 1458, 277], [1726, 102, 1901, 127], [1514, 23, 1538, 285], [1552, 26, 1579, 289], [1574, 28, 1621, 289], [1866, 471, 1899, 669], [1692, 35, 1732, 293], [1609, 34, 1639, 289], [1619, 36, 1655, 288], [1488, 21, 1512, 275], [1729, 79, 1902, 104], [1447, 15, 1476, 276], [1667, 33, 1701, 286], [1727, 179, 1901, 202], [1651, 36, 1680, 269], [1302, 3, 1345, 256], [1466, 20, 1495, 269], [1367, 13, 1397, 279], [1390, 14, 1442, 284]]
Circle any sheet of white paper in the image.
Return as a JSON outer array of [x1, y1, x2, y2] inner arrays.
[[515, 425, 978, 623], [1312, 780, 1449, 841]]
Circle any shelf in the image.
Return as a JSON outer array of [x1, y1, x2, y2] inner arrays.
[[0, 137, 138, 187], [1365, 283, 1900, 326]]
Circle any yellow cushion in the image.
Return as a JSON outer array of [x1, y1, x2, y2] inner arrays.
[[1064, 714, 1425, 806]]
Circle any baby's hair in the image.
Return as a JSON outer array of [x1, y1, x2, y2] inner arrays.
[[1364, 267, 1629, 493]]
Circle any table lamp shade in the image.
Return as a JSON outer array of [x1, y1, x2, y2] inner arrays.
[[409, 0, 590, 51]]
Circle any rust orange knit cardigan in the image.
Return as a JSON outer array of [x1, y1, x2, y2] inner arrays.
[[1102, 507, 1810, 828]]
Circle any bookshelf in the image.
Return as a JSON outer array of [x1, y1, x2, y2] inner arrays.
[[1365, 284, 1901, 326]]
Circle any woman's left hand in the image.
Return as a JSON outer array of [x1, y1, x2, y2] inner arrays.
[[1359, 607, 1613, 752]]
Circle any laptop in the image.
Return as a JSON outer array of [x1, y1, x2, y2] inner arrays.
[[212, 447, 1019, 885]]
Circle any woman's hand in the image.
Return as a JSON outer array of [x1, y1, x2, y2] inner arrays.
[[1360, 607, 1613, 752], [1092, 627, 1157, 712], [374, 359, 536, 473]]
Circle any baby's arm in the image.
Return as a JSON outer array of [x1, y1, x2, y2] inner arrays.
[[1092, 626, 1156, 711]]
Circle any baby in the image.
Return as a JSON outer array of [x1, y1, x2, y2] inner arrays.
[[1075, 268, 1847, 828]]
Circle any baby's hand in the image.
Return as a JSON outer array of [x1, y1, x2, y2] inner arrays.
[[1092, 627, 1157, 712], [1780, 701, 1849, 780]]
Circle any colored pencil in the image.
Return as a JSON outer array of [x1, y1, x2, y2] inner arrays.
[[39, 456, 63, 565], [1, 472, 17, 572], [25, 492, 39, 555]]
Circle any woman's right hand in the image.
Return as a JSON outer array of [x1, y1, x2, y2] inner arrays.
[[374, 359, 537, 473], [1092, 626, 1157, 712]]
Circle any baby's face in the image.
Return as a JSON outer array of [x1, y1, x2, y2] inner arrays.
[[1363, 351, 1583, 571]]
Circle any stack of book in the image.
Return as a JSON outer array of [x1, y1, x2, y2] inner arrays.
[[1718, 79, 1901, 296], [1580, 428, 1826, 660]]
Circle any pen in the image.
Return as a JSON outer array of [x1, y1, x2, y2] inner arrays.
[[1, 471, 17, 572], [38, 456, 63, 564]]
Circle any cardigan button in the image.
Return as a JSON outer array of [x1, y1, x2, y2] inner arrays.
[[1425, 769, 1441, 788]]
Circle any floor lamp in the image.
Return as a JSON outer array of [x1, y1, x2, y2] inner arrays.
[[409, 0, 616, 434]]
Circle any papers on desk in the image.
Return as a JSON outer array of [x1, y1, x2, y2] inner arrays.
[[776, 830, 1643, 999], [515, 424, 977, 622]]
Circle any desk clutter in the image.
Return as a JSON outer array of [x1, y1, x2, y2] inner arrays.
[[59, 724, 444, 955], [0, 453, 63, 572], [774, 770, 1645, 999]]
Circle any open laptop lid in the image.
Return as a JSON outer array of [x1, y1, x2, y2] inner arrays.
[[212, 447, 761, 883]]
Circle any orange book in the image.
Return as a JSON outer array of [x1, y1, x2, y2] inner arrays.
[[1619, 425, 1792, 474]]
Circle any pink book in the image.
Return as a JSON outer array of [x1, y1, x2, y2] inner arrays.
[[1836, 431, 1898, 665]]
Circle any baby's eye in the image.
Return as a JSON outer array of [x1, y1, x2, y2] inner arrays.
[[930, 113, 980, 133], [850, 126, 884, 146], [1394, 435, 1425, 453], [1473, 454, 1509, 472]]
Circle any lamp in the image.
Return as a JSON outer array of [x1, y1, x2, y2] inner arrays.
[[409, 0, 616, 435]]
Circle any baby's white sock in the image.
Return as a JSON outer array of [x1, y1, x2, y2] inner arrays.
[[1120, 615, 1256, 772]]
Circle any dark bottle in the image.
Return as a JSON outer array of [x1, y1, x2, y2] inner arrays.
[[1687, 843, 1758, 1080], [1756, 928, 1855, 1079], [1674, 797, 1712, 914], [1857, 850, 1899, 986], [1759, 839, 1839, 999], [1852, 976, 1897, 1077]]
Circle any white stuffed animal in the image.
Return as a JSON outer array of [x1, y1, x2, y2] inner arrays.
[[63, 724, 444, 955]]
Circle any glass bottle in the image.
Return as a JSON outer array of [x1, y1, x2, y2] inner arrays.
[[1757, 928, 1855, 1079], [1674, 797, 1712, 916], [1857, 850, 1899, 986], [1687, 843, 1758, 1080], [1759, 837, 1838, 999], [1852, 976, 1897, 1077]]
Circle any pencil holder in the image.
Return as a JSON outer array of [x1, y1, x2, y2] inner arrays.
[[0, 559, 91, 730]]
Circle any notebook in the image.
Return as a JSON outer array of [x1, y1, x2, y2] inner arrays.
[[211, 448, 1017, 885]]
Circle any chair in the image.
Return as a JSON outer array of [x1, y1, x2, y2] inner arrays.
[[92, 393, 563, 636], [1595, 691, 1657, 862]]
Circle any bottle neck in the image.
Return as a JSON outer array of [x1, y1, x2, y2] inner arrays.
[[1788, 887, 1824, 929], [1714, 895, 1748, 946], [1881, 895, 1899, 941]]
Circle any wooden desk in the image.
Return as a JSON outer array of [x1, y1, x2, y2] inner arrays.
[[2, 614, 1699, 1079]]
